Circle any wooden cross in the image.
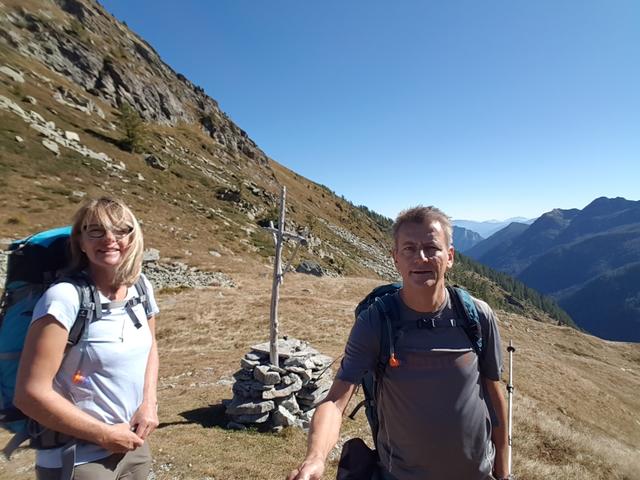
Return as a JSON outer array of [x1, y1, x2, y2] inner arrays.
[[262, 186, 307, 366]]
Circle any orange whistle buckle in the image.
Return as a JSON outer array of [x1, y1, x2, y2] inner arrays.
[[72, 370, 85, 384], [389, 353, 401, 368]]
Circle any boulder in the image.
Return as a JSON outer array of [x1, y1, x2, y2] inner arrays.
[[144, 154, 167, 171], [277, 395, 301, 415], [254, 365, 281, 385], [0, 65, 24, 83], [262, 375, 302, 400], [64, 131, 80, 142], [272, 405, 299, 428], [296, 260, 325, 277], [240, 357, 259, 369], [41, 139, 59, 155], [142, 248, 160, 263], [283, 356, 315, 370], [285, 366, 312, 384], [244, 352, 263, 362]]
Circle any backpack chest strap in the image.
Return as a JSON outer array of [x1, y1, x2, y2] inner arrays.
[[124, 298, 143, 329], [416, 317, 460, 329], [98, 298, 143, 329]]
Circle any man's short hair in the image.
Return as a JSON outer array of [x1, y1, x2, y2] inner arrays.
[[392, 205, 453, 248]]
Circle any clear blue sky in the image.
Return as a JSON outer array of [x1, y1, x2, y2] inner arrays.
[[100, 0, 639, 222]]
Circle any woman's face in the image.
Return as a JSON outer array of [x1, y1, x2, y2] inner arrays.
[[79, 221, 133, 270]]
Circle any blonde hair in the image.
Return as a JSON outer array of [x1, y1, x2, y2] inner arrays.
[[69, 197, 144, 287], [392, 205, 453, 248]]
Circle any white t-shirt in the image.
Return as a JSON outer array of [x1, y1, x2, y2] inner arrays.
[[30, 274, 159, 468]]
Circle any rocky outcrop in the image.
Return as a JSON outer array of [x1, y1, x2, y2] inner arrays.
[[0, 94, 123, 169], [143, 259, 235, 290], [0, 65, 24, 83], [320, 220, 397, 279], [0, 0, 268, 165], [296, 260, 329, 277], [0, 243, 233, 292], [0, 1, 400, 284]]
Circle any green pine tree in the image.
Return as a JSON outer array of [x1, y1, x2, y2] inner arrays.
[[118, 102, 146, 153]]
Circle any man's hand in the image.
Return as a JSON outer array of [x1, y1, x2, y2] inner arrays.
[[98, 422, 144, 453], [287, 380, 356, 480], [287, 456, 325, 480], [130, 400, 159, 440]]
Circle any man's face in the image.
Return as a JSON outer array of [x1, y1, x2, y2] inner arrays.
[[392, 220, 454, 289]]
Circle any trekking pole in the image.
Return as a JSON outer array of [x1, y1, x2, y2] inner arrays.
[[507, 340, 516, 476]]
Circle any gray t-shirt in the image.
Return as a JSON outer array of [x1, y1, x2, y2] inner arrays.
[[337, 288, 503, 480]]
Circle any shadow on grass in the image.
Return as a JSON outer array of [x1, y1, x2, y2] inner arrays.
[[158, 403, 228, 429], [83, 128, 123, 149]]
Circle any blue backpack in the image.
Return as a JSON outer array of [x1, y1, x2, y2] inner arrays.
[[0, 226, 151, 447], [348, 283, 484, 449]]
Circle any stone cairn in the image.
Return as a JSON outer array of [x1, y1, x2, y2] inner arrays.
[[225, 338, 334, 431]]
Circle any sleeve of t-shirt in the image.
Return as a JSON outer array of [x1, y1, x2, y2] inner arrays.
[[140, 273, 160, 317], [31, 282, 80, 332], [474, 299, 504, 381], [335, 307, 381, 385]]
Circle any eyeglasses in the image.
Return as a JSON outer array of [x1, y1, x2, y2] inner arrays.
[[83, 225, 133, 240]]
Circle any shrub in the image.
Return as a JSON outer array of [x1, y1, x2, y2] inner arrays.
[[117, 102, 146, 153]]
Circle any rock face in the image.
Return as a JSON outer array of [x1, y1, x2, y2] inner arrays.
[[0, 1, 400, 282], [0, 0, 268, 165], [0, 94, 121, 169], [226, 338, 334, 430]]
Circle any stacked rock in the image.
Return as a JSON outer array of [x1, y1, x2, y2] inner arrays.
[[225, 338, 333, 430]]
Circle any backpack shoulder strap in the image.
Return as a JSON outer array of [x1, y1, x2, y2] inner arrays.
[[133, 276, 152, 318], [112, 276, 152, 330], [348, 291, 399, 450], [55, 272, 99, 348], [447, 285, 483, 358], [373, 292, 399, 376]]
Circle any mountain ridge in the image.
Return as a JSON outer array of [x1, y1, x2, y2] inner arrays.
[[474, 197, 640, 341]]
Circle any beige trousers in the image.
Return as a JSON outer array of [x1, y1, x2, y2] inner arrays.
[[35, 442, 151, 480]]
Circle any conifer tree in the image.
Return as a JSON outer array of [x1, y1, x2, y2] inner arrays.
[[118, 102, 146, 153]]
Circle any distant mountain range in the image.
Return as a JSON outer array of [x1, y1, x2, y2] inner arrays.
[[467, 197, 640, 342], [466, 222, 530, 259], [453, 217, 535, 238], [452, 226, 484, 252]]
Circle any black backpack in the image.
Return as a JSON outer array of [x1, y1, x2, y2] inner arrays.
[[348, 283, 484, 450]]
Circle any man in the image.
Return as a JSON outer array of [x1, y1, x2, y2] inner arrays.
[[288, 206, 509, 480]]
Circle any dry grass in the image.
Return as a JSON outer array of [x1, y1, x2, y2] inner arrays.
[[1, 267, 639, 479]]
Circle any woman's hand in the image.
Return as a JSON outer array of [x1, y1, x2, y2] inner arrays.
[[98, 423, 144, 453], [130, 400, 159, 440]]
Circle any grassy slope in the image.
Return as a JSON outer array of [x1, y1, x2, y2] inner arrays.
[[1, 271, 638, 479]]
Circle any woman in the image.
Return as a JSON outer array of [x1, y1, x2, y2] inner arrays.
[[15, 197, 159, 480]]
